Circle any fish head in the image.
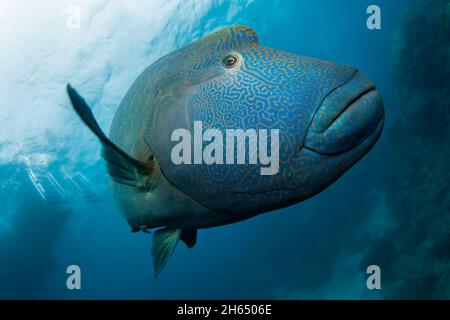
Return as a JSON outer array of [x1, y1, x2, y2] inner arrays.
[[147, 26, 384, 217]]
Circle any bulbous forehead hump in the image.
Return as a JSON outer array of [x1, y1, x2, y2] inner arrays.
[[193, 25, 259, 51]]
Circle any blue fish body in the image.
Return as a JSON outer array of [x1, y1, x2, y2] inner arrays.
[[67, 26, 384, 275]]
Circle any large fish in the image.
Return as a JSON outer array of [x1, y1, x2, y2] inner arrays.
[[67, 26, 384, 276]]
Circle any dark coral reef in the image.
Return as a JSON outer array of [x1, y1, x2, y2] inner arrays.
[[363, 0, 450, 298]]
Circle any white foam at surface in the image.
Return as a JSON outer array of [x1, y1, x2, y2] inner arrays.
[[0, 0, 252, 166]]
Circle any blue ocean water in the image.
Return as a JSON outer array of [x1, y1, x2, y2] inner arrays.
[[0, 0, 448, 299]]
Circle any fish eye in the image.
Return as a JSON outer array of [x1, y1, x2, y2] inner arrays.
[[222, 54, 238, 68]]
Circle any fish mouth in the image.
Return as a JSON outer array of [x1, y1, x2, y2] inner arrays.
[[304, 71, 384, 155]]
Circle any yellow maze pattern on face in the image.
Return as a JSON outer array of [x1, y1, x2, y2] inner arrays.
[[137, 26, 382, 217]]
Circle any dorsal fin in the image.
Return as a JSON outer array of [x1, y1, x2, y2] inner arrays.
[[66, 84, 155, 191]]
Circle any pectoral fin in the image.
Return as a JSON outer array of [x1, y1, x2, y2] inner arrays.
[[66, 84, 155, 191]]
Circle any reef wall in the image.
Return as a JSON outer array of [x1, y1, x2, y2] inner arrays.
[[363, 0, 450, 299]]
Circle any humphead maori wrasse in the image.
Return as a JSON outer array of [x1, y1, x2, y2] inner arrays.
[[67, 26, 384, 276]]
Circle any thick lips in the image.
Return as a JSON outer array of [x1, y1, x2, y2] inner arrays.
[[304, 71, 384, 155]]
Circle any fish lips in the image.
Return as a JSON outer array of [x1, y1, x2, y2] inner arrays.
[[304, 71, 385, 155]]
